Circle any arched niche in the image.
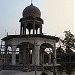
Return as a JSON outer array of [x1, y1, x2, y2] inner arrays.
[[40, 43, 53, 65], [4, 44, 12, 64], [16, 42, 34, 64]]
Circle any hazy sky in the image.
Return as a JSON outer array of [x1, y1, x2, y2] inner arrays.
[[0, 0, 74, 41]]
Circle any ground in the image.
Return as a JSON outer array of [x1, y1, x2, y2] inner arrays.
[[0, 70, 42, 75], [0, 70, 53, 75]]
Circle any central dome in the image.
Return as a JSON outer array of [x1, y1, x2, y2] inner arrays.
[[23, 4, 41, 18]]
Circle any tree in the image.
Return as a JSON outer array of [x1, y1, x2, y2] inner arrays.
[[60, 30, 75, 53], [56, 46, 64, 53]]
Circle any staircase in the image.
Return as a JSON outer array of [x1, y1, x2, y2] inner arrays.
[[2, 65, 43, 71]]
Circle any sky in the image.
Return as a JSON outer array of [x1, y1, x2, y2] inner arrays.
[[0, 0, 74, 42]]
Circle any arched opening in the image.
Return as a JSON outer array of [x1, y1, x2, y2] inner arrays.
[[40, 43, 53, 65], [5, 45, 12, 64], [17, 42, 34, 65], [15, 48, 19, 64]]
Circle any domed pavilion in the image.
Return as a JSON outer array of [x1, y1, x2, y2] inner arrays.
[[1, 3, 59, 70]]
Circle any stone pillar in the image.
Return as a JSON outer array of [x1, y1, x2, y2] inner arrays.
[[20, 23, 24, 35], [40, 52, 44, 64], [40, 53, 42, 64], [0, 49, 2, 65], [32, 49, 35, 65], [23, 47, 27, 66], [4, 46, 8, 64], [53, 47, 57, 75], [40, 49, 42, 64], [24, 21, 26, 35], [43, 53, 45, 64], [7, 49, 10, 64], [40, 48, 44, 64], [36, 29, 38, 34], [33, 21, 35, 34], [40, 24, 42, 34], [49, 53, 51, 64], [20, 24, 22, 35], [19, 48, 23, 64], [12, 46, 16, 65], [42, 48, 45, 64], [53, 46, 57, 65], [32, 44, 40, 65], [19, 52, 22, 64], [35, 45, 40, 65], [29, 30, 31, 35], [23, 25, 24, 35]]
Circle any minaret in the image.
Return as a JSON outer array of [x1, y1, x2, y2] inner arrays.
[[19, 3, 43, 35]]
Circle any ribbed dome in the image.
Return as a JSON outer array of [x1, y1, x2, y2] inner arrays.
[[23, 4, 41, 18]]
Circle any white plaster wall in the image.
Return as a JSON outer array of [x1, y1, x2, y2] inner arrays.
[[5, 37, 56, 49]]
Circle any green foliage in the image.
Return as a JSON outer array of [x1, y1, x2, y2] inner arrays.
[[62, 31, 75, 48], [65, 46, 73, 53], [56, 46, 64, 53], [60, 30, 75, 53]]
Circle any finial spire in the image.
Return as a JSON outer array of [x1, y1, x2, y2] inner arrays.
[[31, 0, 33, 5]]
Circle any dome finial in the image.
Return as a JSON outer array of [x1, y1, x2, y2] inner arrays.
[[31, 0, 33, 5]]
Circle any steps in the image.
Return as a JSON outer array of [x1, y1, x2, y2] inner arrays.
[[2, 65, 43, 71]]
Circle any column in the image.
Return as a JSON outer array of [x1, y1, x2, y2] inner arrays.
[[40, 49, 42, 64], [36, 29, 38, 34], [23, 25, 24, 35], [19, 47, 23, 64], [20, 23, 24, 35], [4, 46, 8, 64], [12, 46, 16, 65], [40, 24, 42, 34], [23, 47, 27, 66], [35, 45, 40, 65], [29, 30, 31, 35], [40, 48, 45, 64], [33, 21, 35, 34], [49, 53, 51, 64], [0, 49, 2, 65], [7, 49, 10, 64], [53, 47, 57, 65], [19, 52, 22, 64], [24, 21, 26, 35], [20, 24, 22, 35], [42, 48, 45, 64], [53, 47, 57, 75], [42, 53, 44, 64], [32, 49, 35, 65]]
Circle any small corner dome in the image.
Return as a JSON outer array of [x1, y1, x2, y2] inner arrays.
[[23, 4, 41, 18]]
